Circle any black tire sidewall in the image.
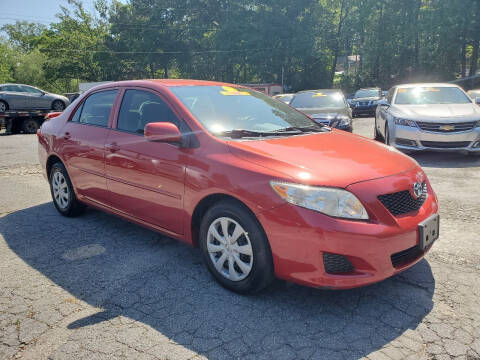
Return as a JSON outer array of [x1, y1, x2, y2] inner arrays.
[[22, 119, 40, 134], [52, 100, 65, 111], [199, 200, 274, 294], [49, 162, 82, 216], [0, 100, 8, 113]]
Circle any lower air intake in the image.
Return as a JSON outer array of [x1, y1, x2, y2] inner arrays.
[[323, 253, 355, 274]]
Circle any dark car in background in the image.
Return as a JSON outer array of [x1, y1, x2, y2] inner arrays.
[[350, 87, 384, 117], [289, 89, 352, 131], [0, 84, 70, 113]]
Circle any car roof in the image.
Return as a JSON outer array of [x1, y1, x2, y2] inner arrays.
[[356, 87, 380, 90], [394, 83, 461, 88]]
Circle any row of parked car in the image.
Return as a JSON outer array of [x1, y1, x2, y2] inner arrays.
[[275, 84, 480, 154]]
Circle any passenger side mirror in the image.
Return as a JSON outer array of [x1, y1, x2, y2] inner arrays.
[[144, 122, 182, 143]]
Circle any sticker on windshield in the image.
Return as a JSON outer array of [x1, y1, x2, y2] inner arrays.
[[398, 88, 407, 93], [425, 87, 440, 92], [220, 86, 250, 96], [312, 92, 327, 97]]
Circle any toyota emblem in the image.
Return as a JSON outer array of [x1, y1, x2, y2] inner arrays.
[[413, 182, 423, 199]]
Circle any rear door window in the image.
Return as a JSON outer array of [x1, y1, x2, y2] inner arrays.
[[117, 89, 180, 134], [76, 90, 118, 127]]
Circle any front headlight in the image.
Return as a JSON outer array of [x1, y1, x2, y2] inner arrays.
[[270, 181, 369, 220], [394, 117, 417, 127], [334, 115, 351, 127]]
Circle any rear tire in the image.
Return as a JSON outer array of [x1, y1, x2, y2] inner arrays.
[[49, 162, 85, 217], [0, 100, 8, 113], [52, 100, 66, 111], [199, 200, 274, 294], [21, 119, 40, 134]]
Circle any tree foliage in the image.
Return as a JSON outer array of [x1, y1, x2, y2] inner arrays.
[[1, 0, 479, 93]]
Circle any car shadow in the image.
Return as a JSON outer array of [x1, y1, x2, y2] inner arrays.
[[0, 203, 435, 359], [409, 151, 480, 168]]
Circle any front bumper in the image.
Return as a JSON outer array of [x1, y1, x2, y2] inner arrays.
[[352, 105, 377, 116], [257, 167, 438, 289], [391, 124, 480, 152]]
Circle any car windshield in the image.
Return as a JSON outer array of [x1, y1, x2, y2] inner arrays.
[[276, 94, 293, 103], [170, 85, 324, 136], [395, 87, 471, 105], [354, 89, 380, 98], [290, 92, 346, 108]]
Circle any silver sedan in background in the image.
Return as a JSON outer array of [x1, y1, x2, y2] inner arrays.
[[375, 83, 480, 154], [0, 84, 70, 112]]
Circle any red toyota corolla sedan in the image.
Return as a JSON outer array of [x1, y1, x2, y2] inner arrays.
[[38, 80, 439, 293]]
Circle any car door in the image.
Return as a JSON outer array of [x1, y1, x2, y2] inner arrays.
[[3, 85, 27, 109], [60, 89, 119, 206], [105, 88, 186, 235], [20, 86, 48, 109]]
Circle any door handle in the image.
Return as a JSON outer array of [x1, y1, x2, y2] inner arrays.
[[63, 132, 71, 140], [106, 142, 120, 153]]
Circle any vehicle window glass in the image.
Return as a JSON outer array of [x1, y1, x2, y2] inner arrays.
[[21, 86, 43, 95], [78, 90, 118, 127], [70, 103, 84, 123], [4, 85, 23, 92], [290, 92, 346, 108], [170, 85, 320, 134], [354, 89, 380, 98], [394, 87, 471, 105], [117, 89, 180, 134]]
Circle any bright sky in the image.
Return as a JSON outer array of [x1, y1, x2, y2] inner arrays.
[[0, 0, 125, 29]]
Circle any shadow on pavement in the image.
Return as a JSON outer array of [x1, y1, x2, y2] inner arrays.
[[410, 151, 480, 168], [1, 203, 435, 359]]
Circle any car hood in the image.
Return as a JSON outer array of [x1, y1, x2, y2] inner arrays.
[[297, 107, 350, 118], [393, 103, 480, 121], [227, 131, 417, 188]]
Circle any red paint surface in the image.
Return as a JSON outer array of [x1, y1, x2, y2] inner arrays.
[[38, 80, 438, 289]]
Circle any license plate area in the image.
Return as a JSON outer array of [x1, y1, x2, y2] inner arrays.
[[419, 214, 439, 251]]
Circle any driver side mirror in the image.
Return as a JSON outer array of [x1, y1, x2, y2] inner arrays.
[[377, 99, 389, 107], [144, 122, 182, 144]]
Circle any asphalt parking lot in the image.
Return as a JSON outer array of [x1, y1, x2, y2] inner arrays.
[[1, 118, 480, 360]]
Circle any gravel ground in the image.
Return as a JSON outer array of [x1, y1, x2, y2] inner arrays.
[[1, 120, 480, 360]]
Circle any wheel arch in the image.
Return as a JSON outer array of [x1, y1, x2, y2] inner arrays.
[[46, 154, 65, 178], [190, 193, 267, 248]]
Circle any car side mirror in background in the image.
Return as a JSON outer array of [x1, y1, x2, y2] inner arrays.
[[475, 97, 480, 105], [144, 122, 182, 143], [377, 99, 389, 107]]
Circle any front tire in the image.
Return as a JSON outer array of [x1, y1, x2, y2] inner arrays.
[[49, 162, 85, 217], [52, 100, 66, 111], [199, 200, 274, 294], [384, 124, 391, 145], [374, 118, 382, 141]]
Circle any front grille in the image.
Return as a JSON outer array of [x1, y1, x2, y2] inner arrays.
[[421, 141, 471, 148], [391, 245, 423, 268], [323, 253, 354, 274], [417, 121, 475, 133], [378, 182, 427, 216]]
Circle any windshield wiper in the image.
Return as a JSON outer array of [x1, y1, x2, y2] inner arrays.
[[273, 125, 328, 133], [219, 129, 272, 139]]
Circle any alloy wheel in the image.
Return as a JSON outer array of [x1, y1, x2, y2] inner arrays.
[[207, 217, 253, 281], [0, 102, 7, 112], [52, 170, 70, 209]]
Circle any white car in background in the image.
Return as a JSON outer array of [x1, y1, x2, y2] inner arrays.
[[375, 83, 480, 154]]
